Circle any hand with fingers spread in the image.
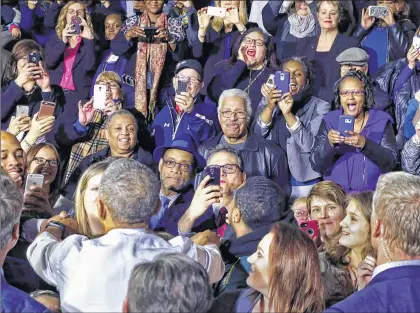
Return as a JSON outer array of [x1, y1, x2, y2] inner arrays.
[[175, 92, 194, 113], [407, 46, 420, 69], [15, 63, 43, 87], [356, 255, 376, 290], [178, 176, 222, 233], [344, 130, 366, 149], [103, 99, 120, 116], [80, 17, 94, 40], [197, 8, 212, 32], [78, 98, 95, 127], [24, 185, 54, 217], [8, 115, 32, 135], [328, 129, 345, 147], [26, 112, 55, 141], [224, 6, 240, 25], [361, 8, 375, 30]]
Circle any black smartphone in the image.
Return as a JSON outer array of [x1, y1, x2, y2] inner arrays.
[[144, 26, 158, 37], [72, 16, 81, 35], [176, 81, 189, 95], [28, 52, 41, 64], [204, 165, 221, 186]]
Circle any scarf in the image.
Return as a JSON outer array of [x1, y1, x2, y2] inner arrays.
[[64, 109, 110, 184], [134, 12, 168, 122], [288, 13, 316, 39]]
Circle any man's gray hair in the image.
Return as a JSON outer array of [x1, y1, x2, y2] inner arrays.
[[218, 89, 253, 123], [126, 253, 213, 313], [0, 171, 23, 249], [99, 159, 160, 224], [106, 109, 138, 133], [207, 145, 243, 170], [235, 176, 288, 229], [373, 172, 420, 257]]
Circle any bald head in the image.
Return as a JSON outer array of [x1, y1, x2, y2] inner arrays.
[[105, 14, 122, 41], [1, 131, 25, 188]]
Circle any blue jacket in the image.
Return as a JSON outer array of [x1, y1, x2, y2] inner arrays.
[[45, 33, 96, 101], [296, 33, 359, 102], [311, 109, 398, 192], [325, 265, 420, 313], [1, 273, 50, 313], [152, 87, 218, 148]]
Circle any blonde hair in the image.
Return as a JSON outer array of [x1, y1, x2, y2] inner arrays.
[[292, 197, 307, 211], [55, 1, 94, 38], [74, 158, 115, 238], [211, 0, 248, 32], [96, 71, 122, 86]]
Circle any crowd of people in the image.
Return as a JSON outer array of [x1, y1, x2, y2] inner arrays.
[[1, 0, 420, 312]]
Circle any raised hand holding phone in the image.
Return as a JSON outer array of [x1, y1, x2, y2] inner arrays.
[[361, 8, 375, 30]]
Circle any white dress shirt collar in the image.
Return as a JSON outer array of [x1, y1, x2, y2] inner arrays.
[[372, 260, 420, 279]]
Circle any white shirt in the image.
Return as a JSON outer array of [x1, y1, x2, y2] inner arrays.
[[372, 260, 420, 279], [27, 228, 224, 312]]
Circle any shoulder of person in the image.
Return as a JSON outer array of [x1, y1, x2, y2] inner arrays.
[[209, 289, 244, 313]]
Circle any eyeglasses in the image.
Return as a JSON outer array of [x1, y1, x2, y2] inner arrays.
[[68, 9, 84, 15], [243, 37, 265, 47], [33, 157, 59, 167], [176, 75, 201, 84], [96, 82, 121, 90], [294, 210, 309, 218], [339, 89, 365, 97], [205, 164, 242, 175], [220, 110, 247, 119], [163, 159, 192, 172]]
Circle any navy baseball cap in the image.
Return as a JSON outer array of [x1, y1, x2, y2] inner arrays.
[[175, 59, 204, 80]]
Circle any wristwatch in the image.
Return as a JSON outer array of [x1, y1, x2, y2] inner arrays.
[[45, 221, 66, 239]]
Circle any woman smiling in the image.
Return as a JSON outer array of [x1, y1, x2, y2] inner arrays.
[[311, 71, 398, 192]]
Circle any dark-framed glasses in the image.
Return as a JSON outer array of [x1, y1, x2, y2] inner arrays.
[[163, 159, 192, 172], [339, 89, 365, 97], [34, 157, 59, 167]]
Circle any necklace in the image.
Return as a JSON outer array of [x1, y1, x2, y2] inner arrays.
[[357, 112, 366, 133], [244, 63, 267, 94]]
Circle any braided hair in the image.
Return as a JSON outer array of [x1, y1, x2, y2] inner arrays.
[[331, 70, 375, 111]]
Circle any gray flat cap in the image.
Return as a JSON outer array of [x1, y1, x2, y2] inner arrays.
[[336, 47, 369, 66]]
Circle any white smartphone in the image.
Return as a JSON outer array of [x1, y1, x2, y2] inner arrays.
[[16, 105, 30, 117], [206, 6, 226, 18], [266, 74, 275, 88], [93, 85, 107, 110], [24, 174, 44, 194], [413, 36, 420, 50]]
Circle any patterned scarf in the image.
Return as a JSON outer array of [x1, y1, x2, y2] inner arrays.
[[134, 13, 168, 122], [64, 110, 109, 184], [288, 13, 316, 39]]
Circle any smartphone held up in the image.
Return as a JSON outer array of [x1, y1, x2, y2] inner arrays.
[[24, 174, 44, 195]]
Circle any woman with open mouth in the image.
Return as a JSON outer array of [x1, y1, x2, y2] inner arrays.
[[311, 70, 398, 192], [253, 56, 330, 199], [207, 27, 277, 121]]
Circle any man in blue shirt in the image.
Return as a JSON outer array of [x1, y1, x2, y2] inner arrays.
[[0, 171, 49, 313]]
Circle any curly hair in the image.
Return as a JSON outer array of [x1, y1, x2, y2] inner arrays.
[[281, 56, 316, 86], [55, 1, 94, 39], [229, 26, 278, 69], [331, 70, 375, 111]]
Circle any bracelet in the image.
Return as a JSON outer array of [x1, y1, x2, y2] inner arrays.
[[46, 221, 66, 239], [22, 138, 33, 148]]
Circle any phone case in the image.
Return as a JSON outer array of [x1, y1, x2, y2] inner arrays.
[[176, 81, 189, 94], [206, 6, 226, 18], [38, 101, 56, 120], [93, 85, 107, 109], [16, 105, 29, 117], [299, 220, 320, 239], [338, 115, 355, 137], [413, 36, 420, 49], [368, 6, 388, 18], [274, 71, 290, 93], [72, 16, 81, 34], [28, 52, 40, 64], [24, 174, 44, 194], [205, 166, 221, 186]]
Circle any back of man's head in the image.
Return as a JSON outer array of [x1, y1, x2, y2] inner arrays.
[[235, 176, 287, 229], [99, 159, 160, 224], [0, 171, 23, 251], [124, 253, 213, 313], [373, 172, 420, 257]]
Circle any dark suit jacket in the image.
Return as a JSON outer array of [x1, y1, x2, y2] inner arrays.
[[325, 265, 420, 313], [296, 33, 359, 102]]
